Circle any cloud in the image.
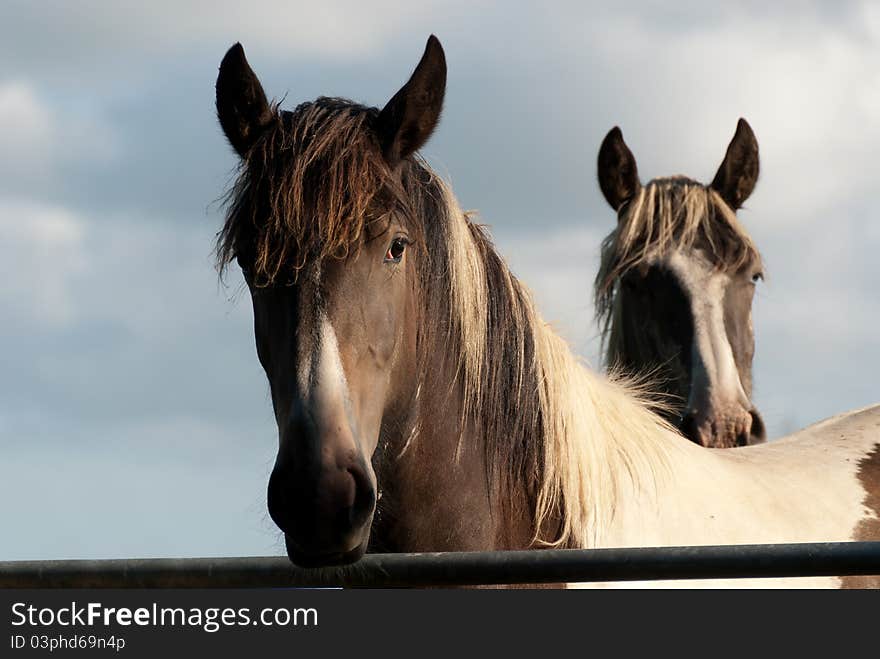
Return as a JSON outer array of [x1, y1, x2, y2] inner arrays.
[[0, 82, 52, 177], [0, 0, 473, 80], [0, 204, 281, 559], [493, 223, 608, 364], [0, 80, 118, 198], [549, 2, 880, 226], [0, 199, 86, 327], [0, 204, 268, 429]]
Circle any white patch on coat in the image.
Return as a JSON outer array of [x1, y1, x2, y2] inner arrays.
[[569, 404, 880, 588]]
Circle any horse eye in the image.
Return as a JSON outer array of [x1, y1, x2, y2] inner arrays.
[[384, 237, 408, 263], [751, 271, 764, 283]]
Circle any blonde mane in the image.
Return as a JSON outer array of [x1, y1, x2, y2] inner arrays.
[[410, 174, 677, 549], [218, 98, 678, 549], [594, 177, 761, 362]]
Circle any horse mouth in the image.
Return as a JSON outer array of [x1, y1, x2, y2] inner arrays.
[[284, 534, 367, 568]]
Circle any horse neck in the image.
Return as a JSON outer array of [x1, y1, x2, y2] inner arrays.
[[372, 351, 530, 553], [535, 326, 692, 547], [379, 189, 684, 551]]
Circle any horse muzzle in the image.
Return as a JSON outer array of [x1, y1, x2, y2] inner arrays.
[[680, 407, 766, 448], [267, 447, 376, 567]]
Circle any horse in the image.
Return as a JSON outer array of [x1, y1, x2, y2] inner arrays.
[[594, 121, 766, 448], [214, 36, 880, 586]]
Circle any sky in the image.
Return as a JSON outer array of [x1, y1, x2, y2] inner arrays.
[[1, 1, 878, 560]]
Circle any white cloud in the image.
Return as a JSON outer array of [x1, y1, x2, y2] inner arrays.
[[0, 82, 52, 175], [158, 0, 470, 58], [0, 200, 87, 327], [494, 223, 607, 365], [543, 2, 880, 226], [0, 80, 118, 188], [0, 0, 475, 69]]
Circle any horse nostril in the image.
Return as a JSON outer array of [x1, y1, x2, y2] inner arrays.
[[749, 409, 767, 444], [266, 466, 296, 535], [347, 464, 376, 529], [679, 413, 703, 446]]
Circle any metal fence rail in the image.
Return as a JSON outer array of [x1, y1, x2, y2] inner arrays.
[[2, 542, 879, 588]]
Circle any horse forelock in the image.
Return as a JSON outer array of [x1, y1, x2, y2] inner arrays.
[[595, 177, 762, 365], [216, 97, 421, 285]]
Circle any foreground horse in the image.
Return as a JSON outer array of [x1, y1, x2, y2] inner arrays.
[[595, 122, 766, 448], [215, 37, 880, 586]]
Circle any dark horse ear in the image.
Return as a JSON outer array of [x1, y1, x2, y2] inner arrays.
[[597, 127, 641, 212], [376, 35, 446, 167], [216, 43, 274, 157], [711, 118, 759, 210]]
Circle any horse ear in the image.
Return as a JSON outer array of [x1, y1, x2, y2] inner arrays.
[[216, 43, 274, 157], [711, 118, 759, 210], [597, 127, 641, 212], [376, 35, 446, 167]]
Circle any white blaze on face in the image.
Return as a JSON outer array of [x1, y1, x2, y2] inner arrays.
[[665, 249, 750, 416], [297, 312, 352, 423]]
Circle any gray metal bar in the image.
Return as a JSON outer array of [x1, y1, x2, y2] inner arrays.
[[1, 542, 879, 588]]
